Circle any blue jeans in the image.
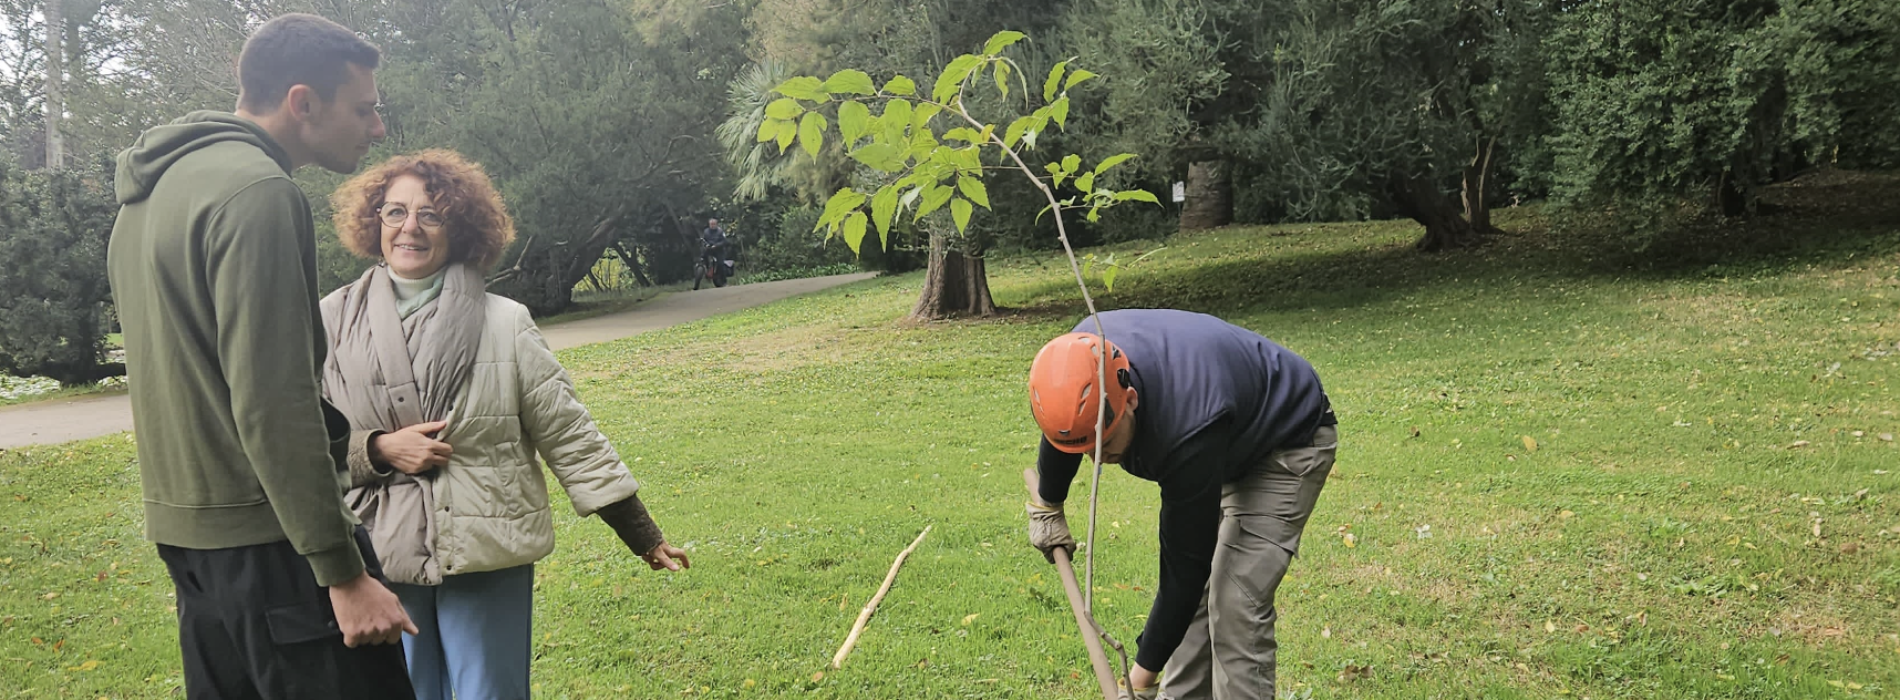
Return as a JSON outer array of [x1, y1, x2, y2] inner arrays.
[[391, 565, 535, 700]]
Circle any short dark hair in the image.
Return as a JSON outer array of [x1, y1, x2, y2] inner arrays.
[[237, 14, 381, 113]]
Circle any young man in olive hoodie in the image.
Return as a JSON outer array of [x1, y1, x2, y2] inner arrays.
[[106, 14, 416, 699]]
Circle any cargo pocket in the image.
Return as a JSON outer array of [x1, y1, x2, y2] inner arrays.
[[264, 601, 342, 646]]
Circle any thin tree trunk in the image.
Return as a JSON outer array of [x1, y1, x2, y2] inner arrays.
[[43, 0, 64, 170], [909, 232, 996, 321], [1715, 168, 1747, 217], [1178, 160, 1232, 230], [612, 240, 652, 287], [1462, 137, 1501, 235], [1389, 170, 1478, 252]]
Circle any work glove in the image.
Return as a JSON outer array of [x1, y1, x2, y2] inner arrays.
[[1117, 678, 1159, 700], [1026, 499, 1076, 564]]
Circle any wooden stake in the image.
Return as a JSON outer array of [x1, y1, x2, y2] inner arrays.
[[831, 525, 932, 669], [1026, 469, 1122, 700]]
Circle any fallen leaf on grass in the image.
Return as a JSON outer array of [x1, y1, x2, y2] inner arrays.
[[1841, 542, 1860, 555], [41, 592, 58, 600], [1342, 534, 1357, 549], [1337, 664, 1372, 683], [811, 671, 824, 683], [1322, 626, 1332, 638], [66, 660, 98, 672], [1789, 440, 1811, 449], [1881, 433, 1895, 442], [961, 613, 979, 626], [1545, 620, 1557, 633], [1522, 436, 1538, 452]]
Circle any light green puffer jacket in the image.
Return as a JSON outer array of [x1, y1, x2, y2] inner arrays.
[[327, 291, 641, 578]]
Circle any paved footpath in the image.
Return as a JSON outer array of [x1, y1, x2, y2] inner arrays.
[[0, 273, 876, 450]]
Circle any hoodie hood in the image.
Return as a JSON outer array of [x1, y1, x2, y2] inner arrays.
[[115, 111, 294, 205]]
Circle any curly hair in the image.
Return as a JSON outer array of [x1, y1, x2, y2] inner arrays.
[[330, 149, 516, 271]]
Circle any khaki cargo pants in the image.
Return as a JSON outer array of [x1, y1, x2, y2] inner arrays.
[[1161, 424, 1337, 700]]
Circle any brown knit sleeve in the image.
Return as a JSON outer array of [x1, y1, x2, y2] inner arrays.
[[595, 493, 665, 557]]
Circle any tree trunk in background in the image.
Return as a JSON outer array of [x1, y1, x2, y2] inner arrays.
[[1463, 137, 1501, 235], [612, 240, 653, 287], [1715, 169, 1748, 217], [909, 232, 995, 321], [1178, 160, 1232, 230], [43, 0, 64, 170], [1389, 170, 1479, 252]]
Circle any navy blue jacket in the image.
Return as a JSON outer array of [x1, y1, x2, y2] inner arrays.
[[1035, 309, 1333, 671]]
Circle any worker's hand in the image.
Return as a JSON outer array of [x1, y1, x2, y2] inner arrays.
[[1116, 683, 1158, 700], [1118, 670, 1159, 700], [1025, 500, 1075, 564]]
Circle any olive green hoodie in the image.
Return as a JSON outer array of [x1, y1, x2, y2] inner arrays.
[[106, 111, 365, 586]]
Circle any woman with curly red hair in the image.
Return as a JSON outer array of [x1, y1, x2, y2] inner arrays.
[[319, 149, 690, 700]]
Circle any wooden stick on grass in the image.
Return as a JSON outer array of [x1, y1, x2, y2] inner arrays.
[[831, 524, 932, 669]]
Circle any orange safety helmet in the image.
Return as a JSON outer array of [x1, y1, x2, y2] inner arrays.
[[1028, 332, 1132, 454]]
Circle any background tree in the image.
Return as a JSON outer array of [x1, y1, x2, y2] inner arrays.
[[0, 153, 118, 383], [1545, 0, 1900, 225]]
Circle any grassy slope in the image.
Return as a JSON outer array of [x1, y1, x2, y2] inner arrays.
[[3, 175, 1898, 699]]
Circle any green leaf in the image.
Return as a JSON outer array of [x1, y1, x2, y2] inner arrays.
[[917, 183, 955, 220], [1046, 161, 1068, 188], [1081, 255, 1094, 278], [849, 143, 908, 173], [983, 30, 1027, 56], [910, 128, 940, 160], [871, 186, 900, 242], [1075, 171, 1095, 193], [775, 76, 828, 101], [957, 176, 990, 209], [839, 101, 872, 144], [756, 118, 781, 144], [944, 127, 983, 144], [883, 75, 917, 96], [841, 211, 868, 254], [1065, 69, 1098, 90], [1086, 207, 1102, 223], [1062, 154, 1081, 173], [1049, 96, 1070, 128], [933, 54, 985, 102], [1044, 61, 1069, 102], [912, 103, 942, 131], [765, 98, 803, 120], [817, 188, 867, 231], [798, 112, 827, 159], [1096, 153, 1136, 174], [823, 69, 876, 96], [993, 61, 1011, 100], [901, 186, 924, 210], [1005, 115, 1037, 149], [882, 99, 914, 143], [951, 197, 974, 233], [775, 119, 797, 152], [1102, 262, 1119, 292], [951, 147, 983, 173], [1115, 189, 1161, 204]]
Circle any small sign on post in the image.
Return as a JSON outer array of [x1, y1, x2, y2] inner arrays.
[[1171, 181, 1187, 203]]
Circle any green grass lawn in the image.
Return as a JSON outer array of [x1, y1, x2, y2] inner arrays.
[[4, 176, 1898, 699]]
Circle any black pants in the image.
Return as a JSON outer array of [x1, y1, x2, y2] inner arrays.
[[157, 526, 414, 700]]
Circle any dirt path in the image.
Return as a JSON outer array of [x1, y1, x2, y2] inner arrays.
[[0, 273, 876, 450]]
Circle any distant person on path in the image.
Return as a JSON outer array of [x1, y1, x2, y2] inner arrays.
[[1024, 309, 1338, 700], [322, 149, 690, 700], [105, 13, 416, 699], [701, 217, 729, 261]]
